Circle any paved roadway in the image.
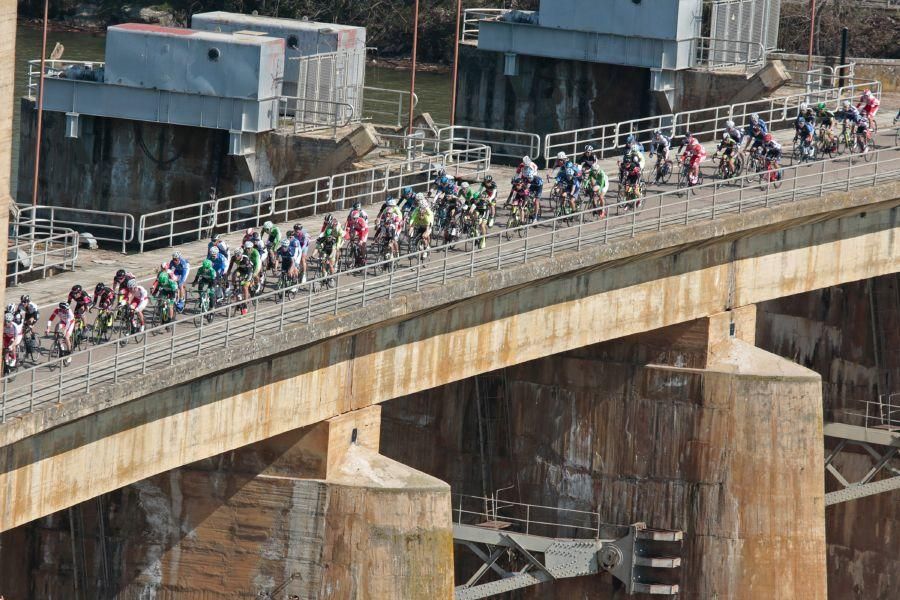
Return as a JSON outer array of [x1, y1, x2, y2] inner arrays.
[[3, 118, 899, 419]]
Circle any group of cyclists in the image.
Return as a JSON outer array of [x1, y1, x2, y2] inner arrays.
[[3, 90, 890, 374]]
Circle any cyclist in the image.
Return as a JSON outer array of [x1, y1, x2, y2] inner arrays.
[[227, 246, 246, 286], [345, 213, 369, 268], [234, 254, 255, 314], [241, 227, 256, 246], [262, 221, 282, 268], [796, 102, 816, 128], [45, 301, 75, 354], [857, 89, 880, 126], [516, 155, 539, 178], [855, 115, 872, 151], [794, 116, 815, 158], [763, 133, 782, 166], [409, 201, 435, 247], [67, 285, 93, 320], [155, 271, 178, 323], [3, 311, 22, 366], [192, 258, 218, 308], [208, 245, 229, 281], [16, 295, 39, 329], [378, 197, 403, 259], [209, 233, 230, 262], [722, 120, 743, 145], [315, 226, 342, 275], [434, 175, 457, 202], [585, 162, 609, 215], [167, 251, 190, 311], [649, 129, 672, 164], [621, 154, 643, 199], [814, 102, 837, 152], [480, 175, 499, 227], [748, 112, 768, 135], [244, 240, 263, 294], [715, 132, 740, 177], [126, 279, 149, 331], [466, 191, 492, 249], [624, 134, 645, 156], [290, 224, 311, 283], [578, 145, 597, 170], [552, 151, 568, 177], [112, 269, 135, 302], [92, 282, 116, 312], [556, 166, 579, 215], [432, 167, 447, 188], [398, 186, 418, 216], [346, 202, 369, 227], [276, 238, 300, 282], [683, 136, 707, 185]]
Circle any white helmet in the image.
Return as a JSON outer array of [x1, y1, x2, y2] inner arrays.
[[243, 241, 253, 249], [725, 120, 735, 129], [263, 220, 273, 231], [209, 246, 219, 257], [842, 99, 851, 108], [556, 151, 566, 160], [799, 102, 808, 111], [415, 192, 425, 202], [522, 155, 531, 164], [461, 181, 469, 190]]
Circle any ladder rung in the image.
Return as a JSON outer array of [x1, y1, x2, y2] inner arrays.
[[636, 556, 681, 568], [636, 529, 683, 542]]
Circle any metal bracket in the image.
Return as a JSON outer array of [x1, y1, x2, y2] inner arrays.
[[824, 424, 900, 506]]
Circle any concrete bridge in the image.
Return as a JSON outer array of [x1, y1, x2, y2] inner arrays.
[[1, 134, 898, 596]]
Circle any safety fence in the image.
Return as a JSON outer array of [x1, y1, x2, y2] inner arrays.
[[694, 37, 766, 72], [278, 97, 356, 135], [4, 145, 898, 420], [362, 86, 418, 128], [461, 8, 510, 42], [543, 80, 882, 166], [437, 126, 540, 164], [6, 225, 79, 286], [16, 204, 134, 254], [137, 144, 491, 251]]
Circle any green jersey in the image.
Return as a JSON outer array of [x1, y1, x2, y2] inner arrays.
[[266, 226, 282, 248]]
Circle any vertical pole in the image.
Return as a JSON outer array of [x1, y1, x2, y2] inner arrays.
[[408, 0, 420, 133], [450, 0, 462, 127], [806, 0, 817, 71], [31, 0, 50, 211], [838, 27, 849, 88]]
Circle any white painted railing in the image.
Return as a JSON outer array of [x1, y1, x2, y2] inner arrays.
[[7, 224, 79, 286], [437, 126, 541, 163], [16, 204, 134, 254]]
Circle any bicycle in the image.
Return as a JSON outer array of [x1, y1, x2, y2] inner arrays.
[[793, 135, 816, 164], [193, 284, 217, 326], [713, 152, 742, 181], [651, 154, 674, 185], [117, 305, 145, 345], [757, 157, 783, 190], [49, 329, 72, 366], [2, 345, 18, 379], [22, 321, 41, 363], [619, 180, 645, 212], [676, 160, 704, 196], [274, 270, 299, 303], [151, 294, 175, 330], [71, 314, 88, 352], [854, 130, 873, 162], [91, 307, 116, 345], [817, 126, 838, 158], [836, 121, 854, 156]]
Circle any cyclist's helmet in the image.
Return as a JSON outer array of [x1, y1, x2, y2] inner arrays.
[[211, 233, 222, 242], [157, 272, 169, 284], [402, 186, 414, 197], [591, 162, 602, 173], [262, 221, 273, 231], [71, 284, 82, 294], [126, 279, 137, 290], [234, 247, 244, 258], [251, 232, 261, 242], [525, 167, 535, 178], [842, 99, 851, 109], [764, 133, 773, 142], [439, 175, 449, 186], [245, 227, 255, 237], [652, 129, 662, 137], [159, 261, 169, 271], [209, 246, 220, 257], [722, 132, 731, 141], [522, 155, 531, 164], [280, 238, 290, 248], [626, 134, 635, 144], [862, 89, 872, 98], [240, 255, 251, 266], [94, 282, 105, 294], [461, 181, 470, 190], [436, 167, 446, 177], [353, 202, 362, 210], [750, 113, 760, 123], [799, 102, 808, 111], [564, 161, 574, 170], [415, 192, 426, 202], [817, 102, 826, 110], [59, 302, 69, 310], [387, 197, 398, 207], [725, 120, 735, 129], [4, 304, 13, 313], [172, 251, 182, 260], [4, 313, 13, 323], [565, 168, 575, 177], [797, 117, 806, 125], [556, 151, 566, 160], [20, 295, 29, 304], [484, 174, 494, 183], [685, 133, 695, 144], [115, 269, 126, 281], [243, 241, 254, 250], [324, 228, 334, 238], [294, 223, 304, 232], [584, 144, 594, 152]]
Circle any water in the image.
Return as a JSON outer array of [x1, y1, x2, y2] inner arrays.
[[11, 24, 452, 196]]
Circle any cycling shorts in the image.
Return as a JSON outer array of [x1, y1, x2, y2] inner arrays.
[[56, 321, 75, 337], [863, 105, 879, 118]]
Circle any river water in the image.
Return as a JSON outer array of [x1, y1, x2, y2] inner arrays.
[[12, 23, 452, 195]]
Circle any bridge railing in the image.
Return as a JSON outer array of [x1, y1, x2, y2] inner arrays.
[[543, 80, 883, 166], [437, 126, 541, 164], [17, 204, 134, 254], [4, 144, 899, 422], [362, 86, 418, 128], [461, 8, 511, 42], [6, 224, 79, 286]]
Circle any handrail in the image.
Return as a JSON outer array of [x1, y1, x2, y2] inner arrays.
[[7, 225, 79, 286], [279, 97, 356, 136], [543, 80, 883, 166], [437, 126, 540, 164], [694, 36, 766, 72], [363, 86, 419, 128], [461, 8, 511, 42], [16, 204, 134, 253], [4, 144, 898, 420], [26, 58, 105, 98]]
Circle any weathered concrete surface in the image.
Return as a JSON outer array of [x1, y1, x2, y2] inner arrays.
[[772, 52, 900, 93], [755, 276, 900, 600], [0, 0, 17, 313], [15, 98, 377, 220], [0, 183, 897, 532], [0, 406, 454, 599], [382, 325, 827, 599]]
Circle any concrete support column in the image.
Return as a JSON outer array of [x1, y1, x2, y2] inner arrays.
[[0, 1, 18, 310]]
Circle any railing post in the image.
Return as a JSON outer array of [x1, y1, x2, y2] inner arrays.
[[712, 183, 717, 219], [389, 260, 396, 299], [523, 225, 529, 263], [252, 300, 260, 338], [846, 154, 852, 192], [85, 349, 93, 393], [169, 323, 176, 366], [225, 308, 232, 347], [443, 245, 450, 284], [306, 282, 313, 323], [57, 361, 64, 405], [333, 274, 340, 315], [550, 220, 557, 258], [469, 243, 476, 277], [631, 207, 637, 237], [113, 342, 121, 384], [604, 212, 610, 244], [197, 311, 204, 356], [577, 211, 585, 250]]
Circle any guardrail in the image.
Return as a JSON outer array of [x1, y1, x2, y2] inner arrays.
[[461, 8, 510, 42], [26, 58, 105, 98], [16, 204, 134, 254], [543, 80, 883, 166], [363, 86, 418, 128], [694, 37, 766, 72], [4, 144, 898, 420], [437, 126, 540, 164], [137, 144, 491, 251], [279, 97, 356, 136], [6, 225, 79, 286]]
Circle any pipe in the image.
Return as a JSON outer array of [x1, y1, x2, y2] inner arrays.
[[31, 0, 50, 210], [450, 0, 462, 127], [806, 0, 816, 71], [838, 27, 849, 88], [408, 0, 420, 134]]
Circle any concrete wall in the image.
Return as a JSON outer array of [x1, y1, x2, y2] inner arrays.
[[1, 185, 897, 534], [15, 100, 377, 226], [0, 0, 18, 310], [381, 318, 827, 598], [771, 52, 900, 93]]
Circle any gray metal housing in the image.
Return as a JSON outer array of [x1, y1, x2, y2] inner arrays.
[[105, 23, 285, 100]]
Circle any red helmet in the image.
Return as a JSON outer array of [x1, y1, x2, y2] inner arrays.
[[764, 133, 773, 143]]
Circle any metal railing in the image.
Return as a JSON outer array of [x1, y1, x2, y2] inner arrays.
[[6, 225, 79, 286], [136, 144, 491, 251], [26, 58, 105, 98], [543, 80, 883, 166], [363, 86, 418, 128], [461, 8, 511, 42], [437, 126, 540, 164], [16, 204, 134, 254], [694, 37, 766, 72], [837, 394, 900, 431], [4, 144, 899, 421], [279, 97, 356, 136]]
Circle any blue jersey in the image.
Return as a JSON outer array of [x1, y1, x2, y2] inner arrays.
[[209, 253, 228, 276], [528, 176, 544, 197], [796, 121, 814, 137], [168, 259, 190, 282], [749, 118, 768, 134]]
